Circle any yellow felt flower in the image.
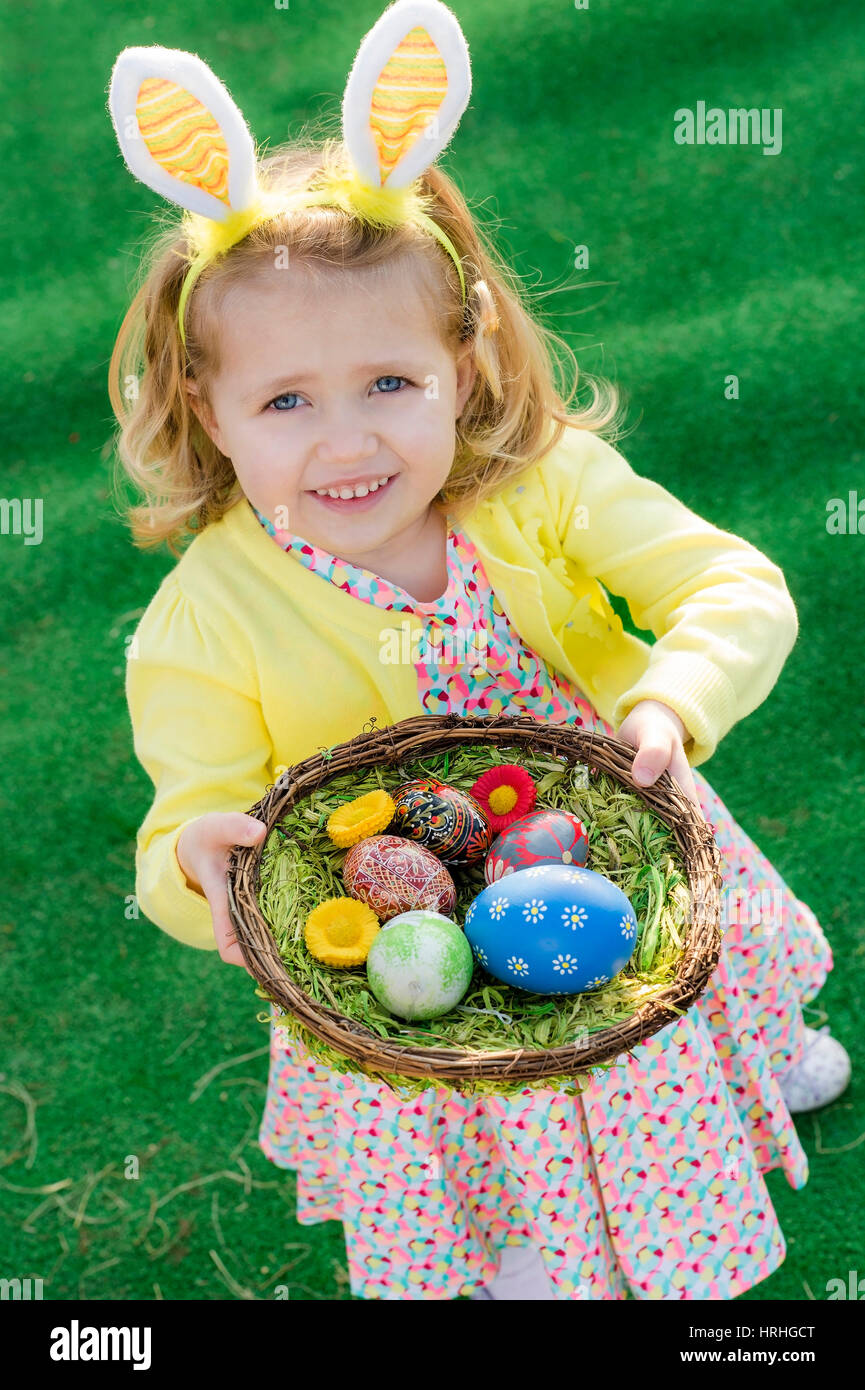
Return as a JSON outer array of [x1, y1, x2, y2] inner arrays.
[[326, 789, 395, 848], [304, 897, 380, 967]]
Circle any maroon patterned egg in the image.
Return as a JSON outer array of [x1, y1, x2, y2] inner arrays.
[[343, 834, 457, 918], [484, 810, 589, 885], [389, 778, 493, 864]]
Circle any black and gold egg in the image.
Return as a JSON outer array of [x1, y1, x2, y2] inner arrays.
[[389, 778, 493, 864]]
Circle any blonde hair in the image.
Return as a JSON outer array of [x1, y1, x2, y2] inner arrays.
[[108, 135, 625, 556]]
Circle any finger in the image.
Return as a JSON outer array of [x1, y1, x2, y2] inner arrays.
[[233, 814, 268, 846], [668, 743, 702, 809], [204, 812, 268, 851], [198, 817, 265, 971], [630, 732, 673, 787], [199, 868, 254, 972]]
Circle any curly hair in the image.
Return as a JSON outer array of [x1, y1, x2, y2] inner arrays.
[[108, 133, 625, 556]]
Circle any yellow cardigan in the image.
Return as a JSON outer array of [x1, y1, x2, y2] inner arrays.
[[126, 423, 798, 950]]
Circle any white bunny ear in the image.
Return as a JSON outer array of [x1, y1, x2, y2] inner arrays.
[[107, 46, 258, 222], [342, 0, 472, 189]]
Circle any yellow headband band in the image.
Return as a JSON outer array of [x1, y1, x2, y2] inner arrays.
[[176, 170, 467, 351]]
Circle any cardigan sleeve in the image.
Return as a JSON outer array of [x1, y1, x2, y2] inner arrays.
[[125, 573, 273, 951], [549, 428, 799, 765]]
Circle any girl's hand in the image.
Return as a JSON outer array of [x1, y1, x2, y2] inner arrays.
[[616, 699, 702, 811], [176, 813, 268, 971]]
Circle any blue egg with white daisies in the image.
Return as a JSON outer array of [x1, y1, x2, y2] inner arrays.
[[463, 864, 638, 995]]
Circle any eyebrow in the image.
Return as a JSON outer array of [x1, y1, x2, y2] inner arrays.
[[242, 361, 428, 404]]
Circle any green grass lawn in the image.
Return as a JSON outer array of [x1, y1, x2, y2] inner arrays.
[[1, 0, 862, 1301]]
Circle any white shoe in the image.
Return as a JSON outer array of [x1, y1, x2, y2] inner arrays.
[[779, 1025, 851, 1113], [470, 1242, 557, 1300]]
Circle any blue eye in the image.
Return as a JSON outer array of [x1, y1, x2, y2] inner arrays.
[[266, 377, 409, 411]]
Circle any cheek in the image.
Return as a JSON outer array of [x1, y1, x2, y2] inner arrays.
[[407, 390, 459, 453], [241, 417, 304, 470], [403, 424, 455, 484], [229, 433, 300, 507]]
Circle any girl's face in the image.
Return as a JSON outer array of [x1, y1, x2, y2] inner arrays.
[[186, 259, 476, 560]]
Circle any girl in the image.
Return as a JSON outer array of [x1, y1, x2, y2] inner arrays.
[[110, 2, 850, 1301]]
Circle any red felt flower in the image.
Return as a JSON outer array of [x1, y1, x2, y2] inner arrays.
[[469, 763, 537, 832]]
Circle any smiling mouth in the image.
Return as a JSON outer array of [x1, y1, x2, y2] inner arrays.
[[308, 474, 398, 502]]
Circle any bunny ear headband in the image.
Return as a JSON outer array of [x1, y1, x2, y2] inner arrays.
[[107, 0, 472, 349]]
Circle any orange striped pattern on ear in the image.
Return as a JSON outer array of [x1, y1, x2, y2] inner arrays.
[[369, 24, 448, 184], [136, 76, 231, 208]]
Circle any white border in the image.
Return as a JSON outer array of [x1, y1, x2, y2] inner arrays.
[[342, 0, 472, 188], [108, 46, 257, 221]]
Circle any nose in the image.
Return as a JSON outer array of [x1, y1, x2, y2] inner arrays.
[[315, 411, 378, 469]]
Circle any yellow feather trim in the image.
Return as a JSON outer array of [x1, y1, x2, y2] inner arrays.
[[176, 161, 466, 348], [179, 187, 285, 261], [300, 168, 430, 228]]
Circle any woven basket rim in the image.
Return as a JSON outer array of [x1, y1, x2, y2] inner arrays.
[[227, 714, 723, 1084]]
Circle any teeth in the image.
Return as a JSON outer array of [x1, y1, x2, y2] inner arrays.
[[315, 475, 392, 500]]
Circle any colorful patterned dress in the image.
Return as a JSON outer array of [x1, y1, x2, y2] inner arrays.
[[252, 503, 833, 1301]]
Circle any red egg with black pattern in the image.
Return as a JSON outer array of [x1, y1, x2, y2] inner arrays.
[[485, 811, 589, 885]]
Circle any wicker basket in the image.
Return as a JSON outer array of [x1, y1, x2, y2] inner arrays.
[[227, 713, 723, 1087]]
